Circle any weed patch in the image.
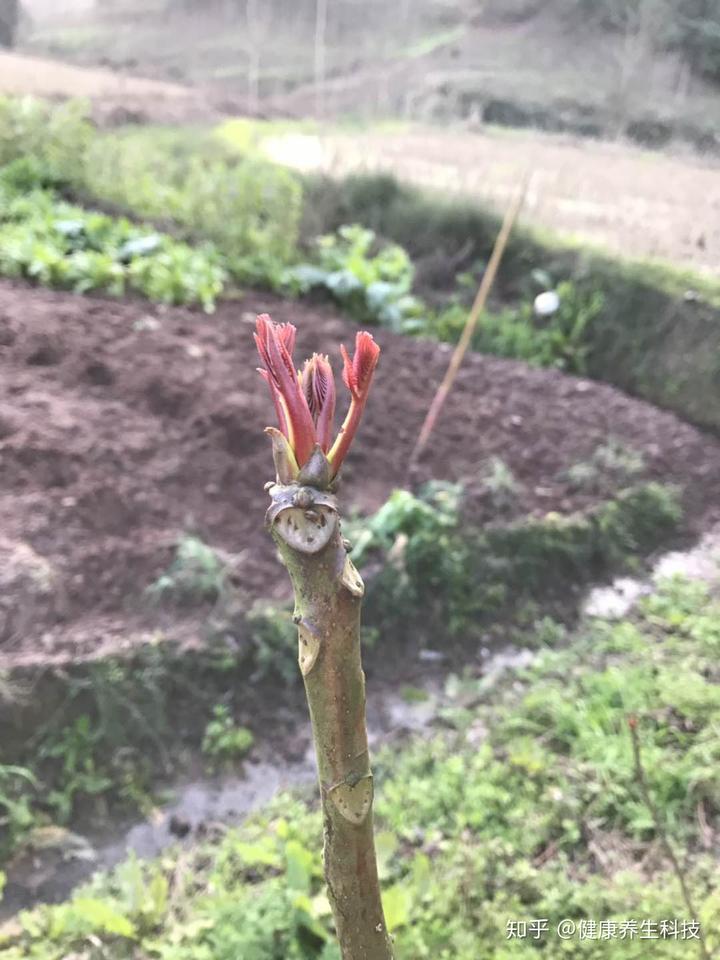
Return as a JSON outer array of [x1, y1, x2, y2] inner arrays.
[[348, 481, 682, 643], [3, 574, 718, 958]]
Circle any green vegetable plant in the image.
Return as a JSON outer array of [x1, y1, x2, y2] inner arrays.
[[39, 716, 112, 823], [284, 225, 422, 329], [202, 705, 254, 765], [254, 315, 394, 959], [0, 96, 92, 188], [146, 535, 228, 605], [429, 280, 604, 374], [0, 764, 37, 859], [0, 178, 226, 311], [83, 135, 303, 285]]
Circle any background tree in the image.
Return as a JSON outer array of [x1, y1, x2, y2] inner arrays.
[[314, 0, 328, 119], [0, 0, 19, 48], [246, 0, 260, 113], [674, 0, 720, 82]]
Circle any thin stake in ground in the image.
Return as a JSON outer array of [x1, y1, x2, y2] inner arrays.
[[628, 716, 712, 960], [408, 177, 529, 480]]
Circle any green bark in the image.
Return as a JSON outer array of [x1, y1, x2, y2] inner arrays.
[[267, 481, 394, 960]]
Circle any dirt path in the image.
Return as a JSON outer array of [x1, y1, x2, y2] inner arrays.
[[1, 281, 720, 668], [0, 51, 219, 123], [264, 125, 720, 277], [0, 51, 188, 99]]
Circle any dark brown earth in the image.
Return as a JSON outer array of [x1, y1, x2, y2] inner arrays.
[[1, 280, 719, 668]]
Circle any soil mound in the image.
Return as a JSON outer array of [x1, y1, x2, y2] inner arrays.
[[1, 281, 719, 666]]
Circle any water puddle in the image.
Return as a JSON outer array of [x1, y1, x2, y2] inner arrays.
[[0, 670, 445, 918], [583, 525, 719, 620]]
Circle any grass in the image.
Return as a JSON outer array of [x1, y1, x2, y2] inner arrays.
[[401, 26, 467, 60], [2, 572, 718, 958], [0, 480, 683, 867]]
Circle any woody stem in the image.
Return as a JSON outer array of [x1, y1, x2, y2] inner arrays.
[[268, 483, 394, 960]]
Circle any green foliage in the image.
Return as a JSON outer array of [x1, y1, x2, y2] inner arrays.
[[0, 650, 184, 859], [284, 210, 606, 379], [427, 281, 604, 374], [0, 97, 92, 188], [202, 705, 254, 763], [350, 481, 681, 641], [0, 764, 37, 859], [16, 853, 169, 950], [0, 98, 303, 298], [345, 480, 462, 569], [0, 177, 226, 310], [181, 157, 302, 283], [564, 440, 645, 493], [84, 132, 303, 284], [246, 601, 299, 685], [38, 716, 113, 823], [283, 225, 423, 328], [479, 456, 520, 510], [6, 575, 720, 959], [146, 535, 228, 605]]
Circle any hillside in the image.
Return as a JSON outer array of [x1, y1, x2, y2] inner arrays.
[[16, 0, 720, 151]]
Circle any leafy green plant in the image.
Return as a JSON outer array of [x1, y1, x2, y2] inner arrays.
[[17, 853, 168, 948], [147, 535, 228, 605], [345, 481, 462, 569], [0, 101, 302, 295], [0, 764, 37, 858], [0, 96, 92, 188], [480, 456, 520, 509], [125, 242, 225, 311], [0, 179, 226, 310], [565, 439, 645, 493], [247, 601, 298, 685], [349, 481, 680, 641], [180, 157, 302, 281], [428, 280, 605, 373], [202, 705, 254, 764], [39, 716, 112, 823], [284, 225, 423, 329], [84, 134, 303, 284]]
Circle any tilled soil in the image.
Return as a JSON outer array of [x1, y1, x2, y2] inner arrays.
[[1, 280, 719, 667]]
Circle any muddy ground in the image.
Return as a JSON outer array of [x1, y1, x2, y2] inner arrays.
[[1, 280, 720, 669]]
